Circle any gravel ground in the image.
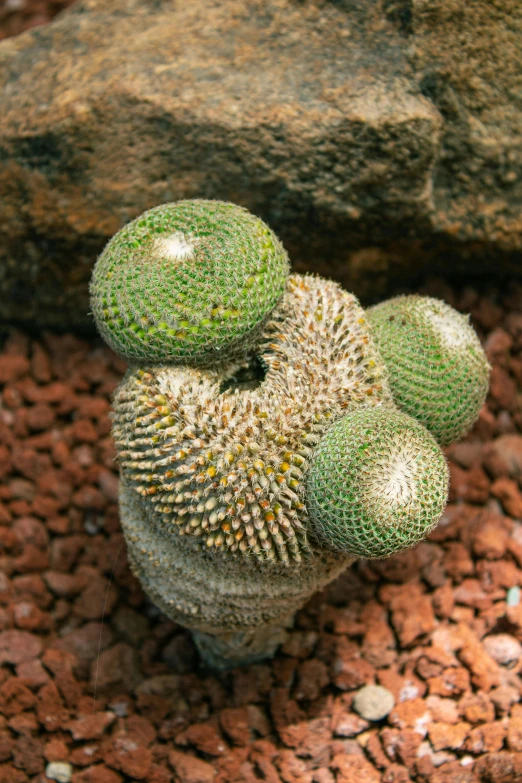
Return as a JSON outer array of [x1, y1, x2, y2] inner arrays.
[[0, 279, 522, 783], [0, 0, 75, 40]]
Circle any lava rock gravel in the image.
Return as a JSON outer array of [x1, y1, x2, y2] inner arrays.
[[0, 280, 522, 782]]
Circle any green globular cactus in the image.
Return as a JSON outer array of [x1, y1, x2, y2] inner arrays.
[[90, 200, 289, 366], [366, 295, 490, 446], [306, 406, 449, 559], [90, 199, 489, 668]]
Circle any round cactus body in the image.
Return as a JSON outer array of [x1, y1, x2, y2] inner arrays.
[[111, 275, 390, 565], [306, 406, 449, 559], [90, 200, 289, 365], [366, 295, 490, 446]]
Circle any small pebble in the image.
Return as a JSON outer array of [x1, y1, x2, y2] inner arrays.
[[45, 762, 73, 783], [353, 684, 395, 721], [109, 699, 130, 717], [506, 585, 521, 606], [483, 633, 522, 665]]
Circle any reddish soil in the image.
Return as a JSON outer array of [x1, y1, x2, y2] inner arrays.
[[0, 280, 522, 783], [0, 0, 75, 41]]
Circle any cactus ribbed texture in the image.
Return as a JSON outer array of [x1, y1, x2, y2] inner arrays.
[[118, 481, 352, 664], [306, 406, 449, 559], [366, 295, 490, 446], [112, 275, 389, 564], [90, 200, 289, 366]]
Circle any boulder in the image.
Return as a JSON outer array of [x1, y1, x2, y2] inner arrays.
[[0, 0, 520, 329]]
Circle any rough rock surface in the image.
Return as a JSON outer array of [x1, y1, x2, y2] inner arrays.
[[0, 0, 521, 329], [0, 278, 522, 782]]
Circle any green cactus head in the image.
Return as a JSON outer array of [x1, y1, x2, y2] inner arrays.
[[366, 295, 490, 446], [306, 405, 449, 559], [90, 200, 289, 366]]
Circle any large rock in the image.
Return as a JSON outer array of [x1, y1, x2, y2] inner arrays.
[[0, 0, 520, 329]]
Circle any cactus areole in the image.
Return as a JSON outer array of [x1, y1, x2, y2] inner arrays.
[[90, 200, 490, 668]]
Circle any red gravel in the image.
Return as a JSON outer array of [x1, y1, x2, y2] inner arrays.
[[0, 0, 75, 41], [0, 281, 522, 783]]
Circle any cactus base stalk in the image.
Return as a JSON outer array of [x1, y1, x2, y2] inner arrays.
[[191, 620, 293, 670]]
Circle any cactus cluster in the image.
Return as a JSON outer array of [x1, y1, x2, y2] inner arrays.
[[90, 199, 490, 563], [111, 274, 388, 564], [90, 199, 489, 665]]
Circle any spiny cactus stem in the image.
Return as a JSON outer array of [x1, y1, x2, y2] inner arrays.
[[89, 198, 490, 669]]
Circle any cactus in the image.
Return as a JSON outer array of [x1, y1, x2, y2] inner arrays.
[[90, 200, 289, 366], [306, 406, 449, 558], [112, 275, 388, 566], [366, 295, 490, 445], [90, 201, 489, 668]]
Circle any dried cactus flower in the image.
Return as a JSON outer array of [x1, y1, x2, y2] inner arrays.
[[366, 295, 490, 445], [90, 201, 488, 668], [90, 200, 289, 366], [306, 406, 449, 558]]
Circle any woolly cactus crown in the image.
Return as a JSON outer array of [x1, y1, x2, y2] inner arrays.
[[90, 200, 289, 366]]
